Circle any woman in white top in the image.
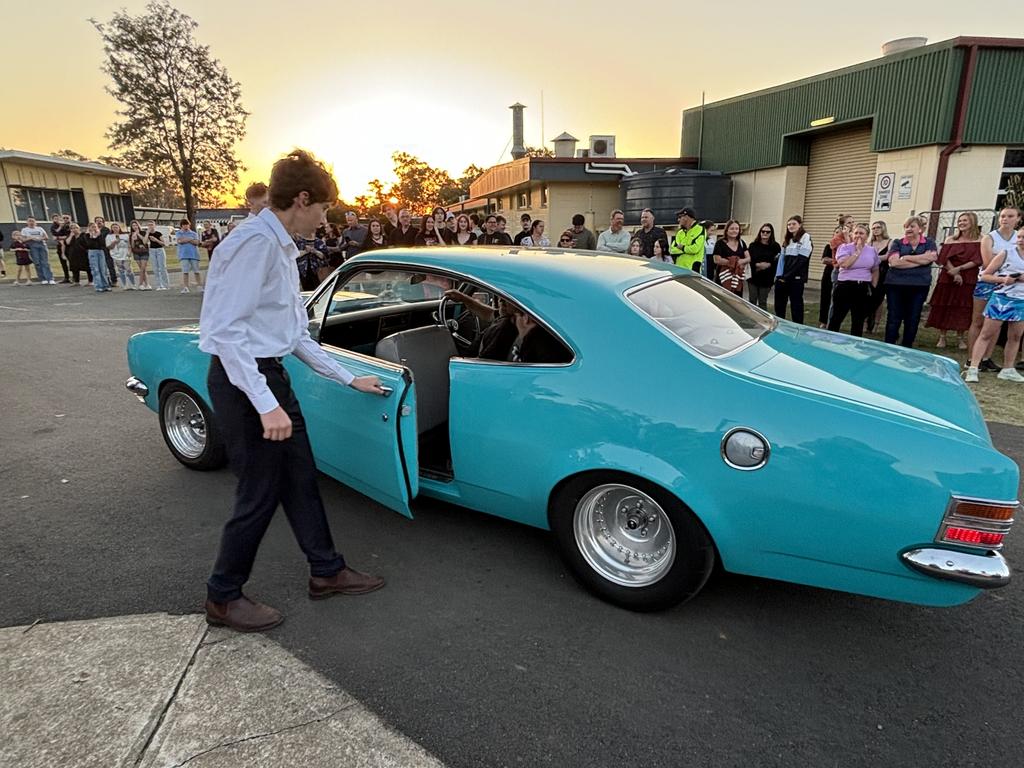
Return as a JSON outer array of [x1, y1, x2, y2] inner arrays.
[[106, 223, 137, 289], [774, 215, 813, 324], [967, 207, 1020, 371], [964, 226, 1024, 383], [521, 219, 550, 247]]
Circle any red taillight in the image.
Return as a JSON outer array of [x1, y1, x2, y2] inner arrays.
[[936, 497, 1018, 551], [942, 527, 1005, 547]]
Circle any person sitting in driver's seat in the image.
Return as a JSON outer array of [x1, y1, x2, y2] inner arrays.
[[444, 290, 570, 364]]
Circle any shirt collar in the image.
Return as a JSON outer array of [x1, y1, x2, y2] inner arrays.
[[258, 207, 295, 249]]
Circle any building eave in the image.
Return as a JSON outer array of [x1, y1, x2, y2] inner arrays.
[[0, 150, 148, 179]]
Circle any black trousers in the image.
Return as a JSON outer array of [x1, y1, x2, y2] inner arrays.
[[828, 280, 872, 336], [206, 357, 345, 603], [818, 264, 834, 325], [56, 242, 70, 281], [774, 277, 805, 325]]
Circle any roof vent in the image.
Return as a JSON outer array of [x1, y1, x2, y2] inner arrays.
[[552, 132, 578, 159], [882, 37, 927, 56]]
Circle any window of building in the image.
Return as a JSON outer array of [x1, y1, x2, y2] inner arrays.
[[540, 185, 549, 207], [517, 191, 531, 209], [8, 186, 77, 221], [496, 196, 503, 211], [100, 193, 126, 224], [995, 147, 1024, 209]]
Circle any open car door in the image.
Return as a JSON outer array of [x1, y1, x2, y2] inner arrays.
[[284, 349, 418, 518]]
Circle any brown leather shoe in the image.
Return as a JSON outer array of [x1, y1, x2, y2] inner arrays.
[[309, 567, 385, 599], [205, 596, 284, 632]]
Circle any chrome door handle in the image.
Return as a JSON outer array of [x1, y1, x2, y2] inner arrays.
[[379, 385, 394, 398]]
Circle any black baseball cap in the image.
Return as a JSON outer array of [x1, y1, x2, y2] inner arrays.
[[676, 207, 697, 219]]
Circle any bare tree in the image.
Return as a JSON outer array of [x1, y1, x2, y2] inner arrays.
[[90, 0, 248, 224]]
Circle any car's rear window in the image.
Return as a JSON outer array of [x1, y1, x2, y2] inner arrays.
[[627, 275, 774, 357]]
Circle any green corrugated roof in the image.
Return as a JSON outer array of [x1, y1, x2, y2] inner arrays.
[[682, 38, 1024, 173]]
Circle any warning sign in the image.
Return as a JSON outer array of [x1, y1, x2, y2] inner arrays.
[[874, 173, 895, 212]]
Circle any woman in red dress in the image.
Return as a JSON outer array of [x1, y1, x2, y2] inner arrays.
[[926, 212, 983, 348]]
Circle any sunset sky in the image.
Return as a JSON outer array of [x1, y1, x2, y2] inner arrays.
[[4, 1, 1021, 202]]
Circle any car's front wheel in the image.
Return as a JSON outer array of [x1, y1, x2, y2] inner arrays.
[[158, 383, 227, 471], [551, 472, 714, 611]]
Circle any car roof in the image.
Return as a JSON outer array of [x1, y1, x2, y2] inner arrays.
[[346, 246, 680, 298]]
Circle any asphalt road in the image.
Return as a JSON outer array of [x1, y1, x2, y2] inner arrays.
[[2, 285, 1023, 768]]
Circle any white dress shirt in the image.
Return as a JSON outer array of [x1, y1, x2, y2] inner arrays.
[[199, 207, 354, 414]]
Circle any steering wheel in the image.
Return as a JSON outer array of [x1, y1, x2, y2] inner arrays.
[[438, 292, 483, 348]]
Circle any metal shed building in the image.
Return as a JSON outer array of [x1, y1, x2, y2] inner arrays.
[[680, 37, 1024, 279]]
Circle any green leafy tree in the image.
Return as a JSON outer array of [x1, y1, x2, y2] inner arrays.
[[524, 145, 554, 158], [90, 0, 248, 224], [390, 152, 456, 212]]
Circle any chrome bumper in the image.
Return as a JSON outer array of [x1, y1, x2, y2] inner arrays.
[[901, 547, 1010, 589], [125, 376, 149, 403]]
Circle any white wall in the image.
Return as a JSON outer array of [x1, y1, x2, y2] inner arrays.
[[941, 145, 1005, 211]]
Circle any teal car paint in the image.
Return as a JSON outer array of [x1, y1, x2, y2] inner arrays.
[[125, 247, 1019, 610]]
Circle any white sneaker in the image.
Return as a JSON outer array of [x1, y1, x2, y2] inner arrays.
[[964, 367, 979, 383], [48, 280, 57, 285], [180, 287, 190, 294], [996, 367, 1024, 383]]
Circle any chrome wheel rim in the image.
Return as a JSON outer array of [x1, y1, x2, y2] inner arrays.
[[163, 391, 207, 459], [573, 484, 675, 587]]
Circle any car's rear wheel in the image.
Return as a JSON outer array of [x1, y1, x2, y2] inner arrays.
[[158, 383, 227, 471], [551, 472, 714, 611]]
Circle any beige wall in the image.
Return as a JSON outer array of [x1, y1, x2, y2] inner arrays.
[[941, 145, 1005, 211], [729, 166, 808, 237], [547, 181, 621, 238], [721, 144, 1005, 244], [1, 160, 123, 224], [867, 146, 940, 233]]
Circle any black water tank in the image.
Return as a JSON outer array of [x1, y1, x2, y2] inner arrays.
[[620, 169, 731, 226]]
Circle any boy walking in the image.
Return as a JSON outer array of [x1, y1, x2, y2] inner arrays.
[[198, 149, 386, 631]]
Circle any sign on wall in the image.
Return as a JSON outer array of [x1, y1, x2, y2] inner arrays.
[[898, 175, 913, 200], [874, 173, 895, 211]]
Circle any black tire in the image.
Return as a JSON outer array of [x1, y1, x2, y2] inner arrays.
[[158, 382, 227, 471], [550, 472, 715, 612]]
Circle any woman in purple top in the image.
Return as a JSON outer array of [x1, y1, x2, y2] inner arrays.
[[827, 223, 879, 336]]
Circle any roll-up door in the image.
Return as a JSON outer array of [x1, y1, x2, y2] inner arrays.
[[802, 124, 877, 282]]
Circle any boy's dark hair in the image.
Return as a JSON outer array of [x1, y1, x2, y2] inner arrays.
[[179, 219, 190, 227], [572, 213, 585, 226], [268, 150, 338, 210], [496, 215, 507, 225], [244, 181, 268, 201]]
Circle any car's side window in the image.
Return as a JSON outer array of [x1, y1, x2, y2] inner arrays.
[[306, 275, 339, 341]]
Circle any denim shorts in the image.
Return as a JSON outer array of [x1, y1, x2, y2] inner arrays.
[[180, 257, 201, 274]]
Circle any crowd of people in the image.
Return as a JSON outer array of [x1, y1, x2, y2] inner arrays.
[[3, 212, 225, 293], [4, 184, 1022, 379]]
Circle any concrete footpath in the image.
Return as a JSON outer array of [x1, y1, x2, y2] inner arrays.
[[0, 613, 444, 768]]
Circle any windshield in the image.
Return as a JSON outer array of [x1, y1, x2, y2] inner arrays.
[[627, 275, 774, 357], [336, 269, 454, 309]]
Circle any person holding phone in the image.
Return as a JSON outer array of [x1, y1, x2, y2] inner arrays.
[[964, 233, 1024, 383]]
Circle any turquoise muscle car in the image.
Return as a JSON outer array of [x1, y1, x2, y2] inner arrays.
[[124, 247, 1019, 611]]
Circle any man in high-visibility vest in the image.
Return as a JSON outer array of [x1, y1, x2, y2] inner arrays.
[[670, 207, 706, 273]]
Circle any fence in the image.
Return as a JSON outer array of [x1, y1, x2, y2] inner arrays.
[[919, 209, 999, 240]]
